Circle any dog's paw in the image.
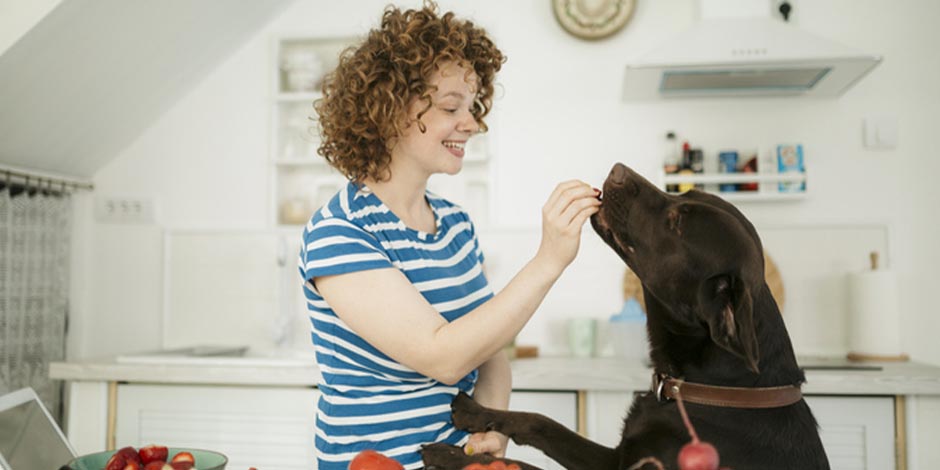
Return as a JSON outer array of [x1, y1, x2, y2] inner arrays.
[[451, 392, 491, 432], [420, 443, 469, 470]]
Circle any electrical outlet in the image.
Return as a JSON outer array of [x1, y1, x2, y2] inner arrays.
[[95, 196, 155, 223]]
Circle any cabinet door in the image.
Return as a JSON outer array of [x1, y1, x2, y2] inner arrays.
[[585, 391, 636, 447], [504, 391, 578, 470], [116, 384, 319, 470], [805, 396, 896, 470], [586, 393, 896, 470]]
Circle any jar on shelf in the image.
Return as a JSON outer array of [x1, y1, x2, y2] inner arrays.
[[280, 198, 312, 225]]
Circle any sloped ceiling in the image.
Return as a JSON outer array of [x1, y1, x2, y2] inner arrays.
[[0, 0, 296, 179]]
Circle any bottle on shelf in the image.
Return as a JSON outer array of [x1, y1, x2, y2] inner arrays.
[[678, 141, 695, 193], [738, 154, 759, 192], [689, 148, 704, 189], [758, 147, 778, 193], [663, 131, 680, 192], [718, 151, 738, 193]]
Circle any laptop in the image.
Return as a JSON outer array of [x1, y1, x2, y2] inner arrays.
[[0, 387, 77, 470]]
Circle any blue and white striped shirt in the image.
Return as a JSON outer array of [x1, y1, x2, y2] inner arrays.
[[298, 182, 494, 470]]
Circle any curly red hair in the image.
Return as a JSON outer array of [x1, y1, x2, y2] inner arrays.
[[314, 1, 505, 182]]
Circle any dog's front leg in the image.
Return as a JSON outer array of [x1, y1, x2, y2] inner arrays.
[[450, 392, 619, 470]]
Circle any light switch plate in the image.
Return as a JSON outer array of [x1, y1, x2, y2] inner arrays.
[[863, 115, 898, 149]]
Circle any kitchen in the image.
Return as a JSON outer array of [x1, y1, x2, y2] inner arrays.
[[1, 0, 939, 469]]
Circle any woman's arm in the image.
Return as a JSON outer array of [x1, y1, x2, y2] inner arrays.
[[315, 181, 599, 384]]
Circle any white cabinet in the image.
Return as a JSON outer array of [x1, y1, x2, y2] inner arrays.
[[115, 384, 319, 470], [584, 392, 897, 470], [504, 391, 578, 470], [805, 396, 896, 470], [269, 34, 496, 228], [585, 391, 636, 447]]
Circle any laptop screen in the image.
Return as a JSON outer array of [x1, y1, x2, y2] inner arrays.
[[0, 388, 76, 470]]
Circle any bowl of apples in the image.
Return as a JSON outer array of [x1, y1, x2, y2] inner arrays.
[[64, 445, 227, 470]]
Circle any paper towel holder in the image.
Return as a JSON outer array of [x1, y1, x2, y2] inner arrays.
[[846, 250, 910, 363]]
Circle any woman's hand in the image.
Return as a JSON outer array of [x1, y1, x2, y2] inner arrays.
[[465, 430, 509, 458], [535, 180, 602, 274]]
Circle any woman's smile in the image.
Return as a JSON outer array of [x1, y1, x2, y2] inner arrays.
[[443, 140, 466, 158]]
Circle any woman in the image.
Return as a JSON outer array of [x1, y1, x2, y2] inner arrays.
[[299, 3, 601, 469]]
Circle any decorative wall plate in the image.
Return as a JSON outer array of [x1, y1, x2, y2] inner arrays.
[[552, 0, 636, 40]]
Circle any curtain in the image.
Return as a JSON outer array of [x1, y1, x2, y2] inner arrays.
[[0, 186, 71, 420]]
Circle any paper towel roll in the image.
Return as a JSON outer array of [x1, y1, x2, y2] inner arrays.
[[846, 270, 906, 360]]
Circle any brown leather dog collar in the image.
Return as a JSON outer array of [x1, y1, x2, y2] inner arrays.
[[652, 373, 802, 409]]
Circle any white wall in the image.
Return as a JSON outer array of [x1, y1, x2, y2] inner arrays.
[[70, 0, 939, 463], [76, 0, 940, 359], [0, 0, 63, 56]]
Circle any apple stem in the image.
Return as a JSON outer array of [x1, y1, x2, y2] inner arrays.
[[674, 388, 700, 444]]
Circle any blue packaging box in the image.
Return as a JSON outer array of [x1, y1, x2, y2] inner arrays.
[[777, 144, 805, 192]]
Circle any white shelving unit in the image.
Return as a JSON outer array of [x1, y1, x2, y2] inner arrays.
[[270, 35, 356, 227], [661, 171, 807, 202]]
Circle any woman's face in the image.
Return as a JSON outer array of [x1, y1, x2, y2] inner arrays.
[[392, 61, 482, 178]]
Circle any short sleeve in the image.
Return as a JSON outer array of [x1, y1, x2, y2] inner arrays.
[[466, 213, 485, 266], [298, 217, 393, 282]]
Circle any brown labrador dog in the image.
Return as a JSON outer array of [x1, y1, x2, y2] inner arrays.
[[422, 163, 829, 469]]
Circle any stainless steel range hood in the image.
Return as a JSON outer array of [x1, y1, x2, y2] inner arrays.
[[623, 7, 881, 100]]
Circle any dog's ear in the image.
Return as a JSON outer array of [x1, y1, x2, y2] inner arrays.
[[699, 275, 760, 373]]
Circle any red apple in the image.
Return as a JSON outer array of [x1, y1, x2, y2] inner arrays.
[[349, 450, 404, 470], [169, 451, 195, 464], [116, 447, 141, 465], [678, 441, 720, 470], [138, 445, 169, 464], [104, 453, 126, 470]]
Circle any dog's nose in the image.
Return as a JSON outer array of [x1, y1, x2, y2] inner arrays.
[[610, 163, 628, 184]]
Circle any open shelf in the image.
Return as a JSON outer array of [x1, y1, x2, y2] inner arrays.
[[662, 172, 806, 184], [661, 171, 807, 202]]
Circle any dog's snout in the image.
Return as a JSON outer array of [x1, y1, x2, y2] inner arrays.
[[610, 163, 628, 184]]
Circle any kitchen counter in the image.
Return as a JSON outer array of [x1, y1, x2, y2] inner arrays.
[[50, 355, 940, 395], [50, 354, 940, 466]]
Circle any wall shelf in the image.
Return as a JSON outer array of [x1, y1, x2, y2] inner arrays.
[[662, 172, 806, 184], [661, 171, 807, 202]]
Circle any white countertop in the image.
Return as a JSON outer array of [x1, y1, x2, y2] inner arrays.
[[49, 355, 940, 396]]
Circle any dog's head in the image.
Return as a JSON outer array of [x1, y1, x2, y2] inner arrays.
[[591, 163, 764, 372]]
